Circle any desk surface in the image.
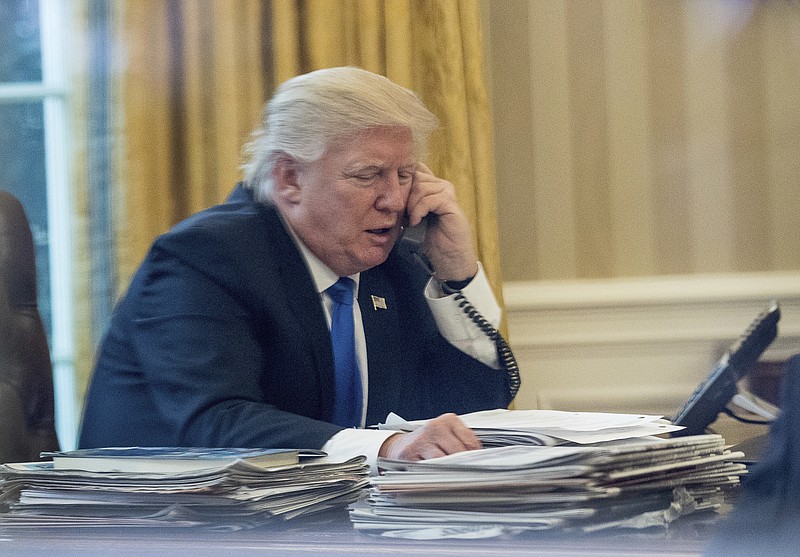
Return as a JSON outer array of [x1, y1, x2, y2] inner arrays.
[[0, 508, 722, 557]]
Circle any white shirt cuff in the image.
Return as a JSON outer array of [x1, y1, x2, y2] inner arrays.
[[424, 262, 501, 367], [321, 428, 399, 475]]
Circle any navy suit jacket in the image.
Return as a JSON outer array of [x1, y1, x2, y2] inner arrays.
[[79, 185, 511, 450], [705, 354, 800, 557]]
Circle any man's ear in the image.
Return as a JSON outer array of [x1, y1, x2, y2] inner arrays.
[[271, 153, 303, 206]]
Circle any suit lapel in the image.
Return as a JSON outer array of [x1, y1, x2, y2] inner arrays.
[[359, 267, 404, 425], [259, 206, 337, 420]]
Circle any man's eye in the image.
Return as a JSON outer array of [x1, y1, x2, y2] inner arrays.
[[398, 172, 413, 183], [347, 171, 375, 182]]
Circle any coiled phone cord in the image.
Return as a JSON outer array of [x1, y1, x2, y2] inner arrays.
[[449, 288, 521, 401], [409, 251, 522, 401]]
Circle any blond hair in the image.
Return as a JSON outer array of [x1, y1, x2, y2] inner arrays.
[[242, 67, 438, 202]]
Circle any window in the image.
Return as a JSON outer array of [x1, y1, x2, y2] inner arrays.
[[0, 0, 76, 449]]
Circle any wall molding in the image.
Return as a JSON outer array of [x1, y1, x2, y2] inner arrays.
[[502, 272, 800, 416]]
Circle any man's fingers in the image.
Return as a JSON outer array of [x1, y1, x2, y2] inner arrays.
[[381, 414, 481, 462], [407, 164, 456, 225], [427, 413, 482, 452]]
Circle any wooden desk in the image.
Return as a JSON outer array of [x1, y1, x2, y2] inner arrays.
[[0, 508, 721, 557]]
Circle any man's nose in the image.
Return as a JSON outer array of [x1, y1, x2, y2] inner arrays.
[[376, 175, 408, 212]]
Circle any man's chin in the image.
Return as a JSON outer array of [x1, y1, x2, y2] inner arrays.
[[358, 248, 393, 272]]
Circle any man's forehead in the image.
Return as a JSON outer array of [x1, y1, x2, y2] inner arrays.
[[329, 127, 417, 165], [333, 126, 413, 147]]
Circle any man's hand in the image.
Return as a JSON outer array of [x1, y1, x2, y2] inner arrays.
[[405, 163, 478, 282], [378, 413, 482, 461]]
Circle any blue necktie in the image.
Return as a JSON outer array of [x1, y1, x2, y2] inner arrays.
[[327, 277, 362, 428]]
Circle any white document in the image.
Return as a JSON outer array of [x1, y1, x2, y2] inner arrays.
[[378, 408, 684, 444]]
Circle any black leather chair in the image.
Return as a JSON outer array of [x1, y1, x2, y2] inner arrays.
[[0, 190, 60, 463]]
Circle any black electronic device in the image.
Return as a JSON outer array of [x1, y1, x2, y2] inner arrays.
[[672, 301, 780, 436]]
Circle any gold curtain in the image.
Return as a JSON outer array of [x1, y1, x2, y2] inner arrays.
[[71, 0, 91, 409], [118, 0, 269, 286], [271, 0, 506, 302]]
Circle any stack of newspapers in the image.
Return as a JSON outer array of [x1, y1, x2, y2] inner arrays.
[[0, 447, 369, 531], [350, 409, 747, 538]]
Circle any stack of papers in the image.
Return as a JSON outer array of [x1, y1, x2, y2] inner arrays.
[[355, 410, 746, 538], [0, 451, 369, 531], [379, 408, 686, 446]]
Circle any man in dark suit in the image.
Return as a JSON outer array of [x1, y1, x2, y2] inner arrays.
[[705, 354, 800, 556], [79, 67, 516, 468]]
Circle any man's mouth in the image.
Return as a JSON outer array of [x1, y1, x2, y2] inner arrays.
[[367, 227, 393, 235]]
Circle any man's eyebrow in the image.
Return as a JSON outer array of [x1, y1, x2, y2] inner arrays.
[[343, 161, 382, 172], [344, 161, 416, 173]]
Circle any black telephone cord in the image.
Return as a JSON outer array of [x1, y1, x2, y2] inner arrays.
[[408, 247, 522, 402], [722, 407, 773, 426], [451, 290, 522, 401]]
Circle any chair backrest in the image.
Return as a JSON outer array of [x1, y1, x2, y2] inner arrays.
[[0, 190, 60, 463]]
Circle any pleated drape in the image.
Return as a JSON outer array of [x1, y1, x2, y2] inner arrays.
[[118, 0, 269, 286]]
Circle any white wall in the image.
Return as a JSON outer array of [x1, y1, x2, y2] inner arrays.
[[504, 272, 800, 417]]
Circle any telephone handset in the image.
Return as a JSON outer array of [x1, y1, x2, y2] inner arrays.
[[397, 215, 435, 276], [397, 214, 521, 401]]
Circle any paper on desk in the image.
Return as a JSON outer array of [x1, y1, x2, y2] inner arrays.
[[398, 444, 590, 470], [379, 409, 684, 444]]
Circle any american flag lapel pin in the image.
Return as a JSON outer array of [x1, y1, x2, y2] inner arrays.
[[371, 295, 387, 310]]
